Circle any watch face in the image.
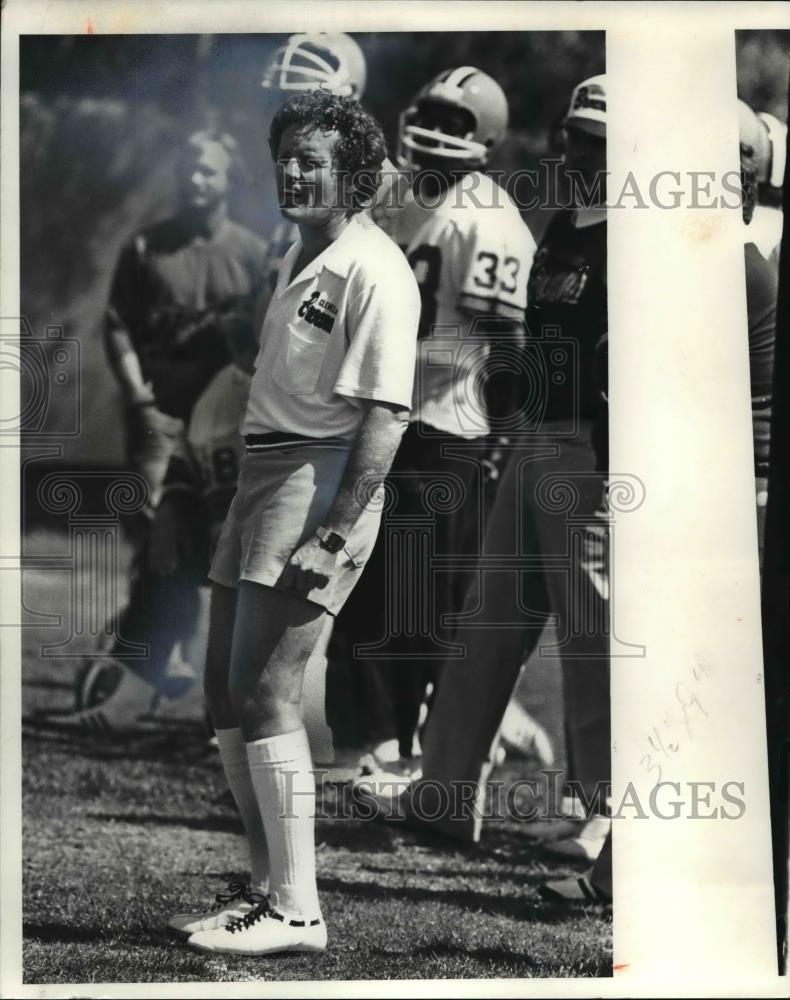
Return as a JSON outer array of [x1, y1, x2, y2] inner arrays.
[[319, 529, 346, 553]]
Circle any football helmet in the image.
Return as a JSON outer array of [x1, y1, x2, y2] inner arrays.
[[564, 74, 607, 138], [738, 100, 771, 178], [261, 33, 366, 99], [398, 67, 509, 168], [757, 110, 787, 189]]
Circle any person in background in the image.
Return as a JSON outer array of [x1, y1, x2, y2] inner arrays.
[[47, 128, 268, 732], [542, 95, 781, 906], [739, 101, 779, 572], [738, 99, 786, 266], [336, 66, 537, 786], [358, 76, 612, 870]]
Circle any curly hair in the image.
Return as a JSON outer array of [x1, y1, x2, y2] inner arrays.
[[269, 91, 387, 212]]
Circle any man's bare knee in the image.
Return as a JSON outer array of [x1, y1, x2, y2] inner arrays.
[[228, 661, 298, 718]]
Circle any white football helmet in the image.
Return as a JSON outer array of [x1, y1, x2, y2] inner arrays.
[[757, 111, 787, 189], [398, 67, 509, 168], [261, 32, 367, 99]]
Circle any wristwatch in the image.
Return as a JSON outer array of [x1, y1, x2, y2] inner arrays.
[[316, 526, 347, 554]]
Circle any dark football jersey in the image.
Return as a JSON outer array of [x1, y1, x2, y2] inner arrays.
[[525, 210, 607, 426], [744, 240, 777, 476], [106, 215, 268, 419]]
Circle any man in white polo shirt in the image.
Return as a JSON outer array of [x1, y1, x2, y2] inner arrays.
[[168, 91, 420, 956]]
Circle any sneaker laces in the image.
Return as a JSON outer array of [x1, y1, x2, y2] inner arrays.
[[210, 880, 258, 912], [225, 893, 273, 933]]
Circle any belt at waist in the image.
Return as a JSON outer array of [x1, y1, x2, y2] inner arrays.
[[244, 432, 353, 452]]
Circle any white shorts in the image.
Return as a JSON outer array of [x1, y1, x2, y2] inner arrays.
[[209, 443, 383, 615]]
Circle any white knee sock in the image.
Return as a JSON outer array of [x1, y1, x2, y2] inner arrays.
[[246, 728, 321, 919], [215, 727, 269, 892]]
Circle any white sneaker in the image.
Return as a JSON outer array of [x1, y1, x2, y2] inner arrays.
[[543, 815, 611, 862], [188, 900, 327, 955], [45, 664, 157, 734], [353, 755, 422, 807], [168, 881, 261, 937], [369, 738, 400, 765]]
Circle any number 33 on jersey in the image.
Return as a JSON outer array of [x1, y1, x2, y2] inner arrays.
[[392, 171, 536, 438]]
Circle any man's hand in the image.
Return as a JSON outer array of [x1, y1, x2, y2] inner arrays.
[[278, 534, 338, 596], [277, 401, 409, 599]]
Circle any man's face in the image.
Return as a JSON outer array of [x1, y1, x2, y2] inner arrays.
[[562, 125, 606, 177], [408, 101, 477, 174], [275, 125, 350, 227], [178, 139, 232, 212]]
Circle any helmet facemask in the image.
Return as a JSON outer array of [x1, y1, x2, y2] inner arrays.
[[399, 99, 490, 169], [262, 34, 360, 98]]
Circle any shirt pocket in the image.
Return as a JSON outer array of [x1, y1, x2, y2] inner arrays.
[[271, 322, 329, 395]]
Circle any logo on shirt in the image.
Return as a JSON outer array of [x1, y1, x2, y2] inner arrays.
[[528, 248, 589, 305], [298, 290, 337, 334]]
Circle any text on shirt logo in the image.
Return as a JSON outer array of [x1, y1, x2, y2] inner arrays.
[[297, 290, 337, 334]]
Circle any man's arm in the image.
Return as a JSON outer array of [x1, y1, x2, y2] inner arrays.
[[104, 241, 157, 407], [104, 323, 156, 407], [278, 400, 409, 596]]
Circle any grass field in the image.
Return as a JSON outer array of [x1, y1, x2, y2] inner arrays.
[[20, 530, 612, 985]]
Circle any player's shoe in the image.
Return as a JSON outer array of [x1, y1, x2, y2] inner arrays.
[[168, 881, 262, 937], [188, 897, 327, 955], [43, 661, 157, 734], [316, 738, 401, 785], [538, 872, 610, 905], [542, 815, 611, 862], [352, 755, 422, 807], [519, 794, 588, 842]]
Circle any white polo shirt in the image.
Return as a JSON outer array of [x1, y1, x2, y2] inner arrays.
[[244, 214, 420, 439]]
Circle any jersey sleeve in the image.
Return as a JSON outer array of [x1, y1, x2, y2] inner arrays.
[[333, 253, 421, 410], [457, 208, 536, 320]]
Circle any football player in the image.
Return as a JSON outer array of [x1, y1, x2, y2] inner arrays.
[[337, 67, 537, 782], [737, 99, 786, 266], [356, 75, 612, 865], [739, 100, 778, 571]]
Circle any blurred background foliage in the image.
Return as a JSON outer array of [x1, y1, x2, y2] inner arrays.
[[18, 30, 787, 466], [737, 29, 790, 120]]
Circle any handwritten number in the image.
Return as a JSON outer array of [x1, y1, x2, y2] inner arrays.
[[640, 753, 663, 786]]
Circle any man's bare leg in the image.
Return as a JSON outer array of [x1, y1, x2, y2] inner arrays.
[[222, 581, 327, 932], [227, 582, 327, 741]]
